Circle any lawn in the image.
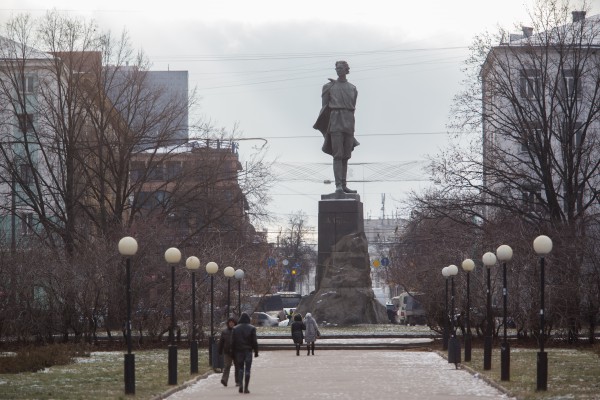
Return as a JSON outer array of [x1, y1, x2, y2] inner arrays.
[[463, 346, 600, 400], [0, 348, 211, 400]]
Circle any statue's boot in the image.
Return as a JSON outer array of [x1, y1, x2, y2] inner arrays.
[[341, 159, 357, 193], [334, 159, 344, 193]]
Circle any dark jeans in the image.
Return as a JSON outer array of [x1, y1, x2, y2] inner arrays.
[[235, 350, 253, 382]]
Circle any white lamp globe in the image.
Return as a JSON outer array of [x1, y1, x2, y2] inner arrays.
[[462, 259, 475, 272], [224, 266, 235, 278], [496, 245, 513, 262], [533, 235, 553, 255], [164, 247, 182, 264], [118, 236, 138, 256], [206, 261, 219, 275], [447, 264, 459, 276], [482, 252, 497, 267], [186, 256, 200, 270]]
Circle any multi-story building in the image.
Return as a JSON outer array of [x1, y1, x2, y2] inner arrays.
[[105, 67, 189, 149], [480, 11, 600, 222], [0, 37, 246, 251], [130, 139, 254, 242]]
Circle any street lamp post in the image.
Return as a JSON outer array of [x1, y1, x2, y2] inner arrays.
[[164, 247, 181, 385], [224, 266, 235, 318], [118, 236, 138, 395], [447, 264, 461, 368], [205, 261, 219, 367], [461, 258, 476, 362], [496, 244, 513, 381], [482, 251, 497, 370], [441, 266, 450, 350], [534, 235, 552, 391], [234, 269, 245, 316], [185, 256, 200, 374]]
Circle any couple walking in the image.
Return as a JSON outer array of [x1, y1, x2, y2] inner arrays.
[[218, 313, 258, 394], [291, 312, 320, 356]]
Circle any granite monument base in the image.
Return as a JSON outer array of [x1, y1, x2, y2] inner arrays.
[[297, 205, 387, 325]]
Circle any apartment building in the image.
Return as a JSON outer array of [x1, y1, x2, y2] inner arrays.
[[480, 11, 600, 222]]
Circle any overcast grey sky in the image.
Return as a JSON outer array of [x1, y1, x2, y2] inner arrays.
[[3, 0, 599, 238]]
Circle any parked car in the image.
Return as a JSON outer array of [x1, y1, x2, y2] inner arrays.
[[251, 312, 279, 327]]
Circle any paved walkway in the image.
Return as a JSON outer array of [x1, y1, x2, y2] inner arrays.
[[167, 350, 514, 400]]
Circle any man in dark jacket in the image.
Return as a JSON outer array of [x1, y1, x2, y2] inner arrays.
[[231, 312, 258, 394], [218, 317, 237, 387]]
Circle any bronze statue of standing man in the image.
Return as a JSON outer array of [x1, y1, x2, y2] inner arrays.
[[313, 61, 359, 194]]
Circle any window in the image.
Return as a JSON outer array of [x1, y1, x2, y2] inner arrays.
[[522, 189, 543, 213], [147, 162, 163, 181], [165, 161, 182, 180], [18, 75, 35, 94], [563, 184, 584, 213], [520, 69, 541, 99], [520, 122, 541, 152], [17, 113, 34, 133], [20, 213, 33, 235], [573, 122, 583, 148], [19, 163, 34, 185], [130, 161, 145, 182], [135, 191, 151, 209], [559, 69, 582, 99], [134, 191, 169, 209]]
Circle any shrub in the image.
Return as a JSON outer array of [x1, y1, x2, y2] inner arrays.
[[0, 344, 91, 373]]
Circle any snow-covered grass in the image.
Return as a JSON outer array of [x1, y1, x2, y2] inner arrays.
[[0, 348, 211, 400], [463, 347, 600, 399]]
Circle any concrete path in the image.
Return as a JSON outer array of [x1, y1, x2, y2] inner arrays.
[[167, 350, 514, 400]]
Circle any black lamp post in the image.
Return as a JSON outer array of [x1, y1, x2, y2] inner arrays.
[[461, 258, 475, 362], [441, 266, 450, 351], [164, 247, 181, 385], [224, 266, 235, 317], [534, 235, 552, 391], [118, 236, 138, 395], [185, 256, 200, 374], [234, 269, 245, 316], [205, 261, 219, 367], [482, 251, 497, 371], [447, 264, 461, 368], [496, 244, 513, 381]]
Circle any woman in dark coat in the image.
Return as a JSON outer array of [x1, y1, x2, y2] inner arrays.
[[290, 313, 305, 356]]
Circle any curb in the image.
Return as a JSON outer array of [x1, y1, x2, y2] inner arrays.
[[434, 350, 515, 399], [151, 370, 214, 400]]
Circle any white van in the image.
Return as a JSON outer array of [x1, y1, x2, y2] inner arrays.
[[391, 292, 426, 325]]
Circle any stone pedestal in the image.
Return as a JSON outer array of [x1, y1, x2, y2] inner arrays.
[[296, 193, 387, 325], [316, 194, 363, 291]]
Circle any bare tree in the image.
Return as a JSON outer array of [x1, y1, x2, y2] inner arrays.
[[273, 211, 316, 293], [415, 0, 600, 338], [0, 11, 273, 343]]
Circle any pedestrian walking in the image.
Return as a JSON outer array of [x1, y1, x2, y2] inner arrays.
[[217, 316, 238, 387], [231, 312, 259, 394], [290, 313, 305, 356], [304, 312, 320, 356]]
